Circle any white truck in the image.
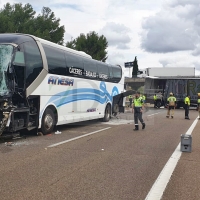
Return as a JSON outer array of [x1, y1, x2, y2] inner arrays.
[[138, 67, 195, 77]]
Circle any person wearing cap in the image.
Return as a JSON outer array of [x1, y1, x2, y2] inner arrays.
[[184, 94, 190, 119], [166, 92, 176, 118], [132, 91, 145, 131]]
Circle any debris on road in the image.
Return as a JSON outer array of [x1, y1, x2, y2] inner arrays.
[[5, 142, 14, 146], [55, 130, 61, 134], [37, 132, 43, 136]]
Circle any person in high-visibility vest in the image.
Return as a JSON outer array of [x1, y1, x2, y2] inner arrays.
[[141, 94, 146, 104], [197, 93, 200, 119], [153, 94, 157, 108], [184, 95, 190, 120], [132, 91, 145, 131], [166, 92, 176, 118], [128, 95, 133, 108]]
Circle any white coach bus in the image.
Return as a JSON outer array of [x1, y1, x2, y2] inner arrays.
[[0, 33, 125, 136]]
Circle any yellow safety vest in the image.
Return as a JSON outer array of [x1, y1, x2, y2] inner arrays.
[[185, 97, 190, 106], [142, 95, 146, 100], [197, 99, 200, 103], [154, 95, 157, 100], [133, 97, 143, 107], [167, 96, 176, 106]]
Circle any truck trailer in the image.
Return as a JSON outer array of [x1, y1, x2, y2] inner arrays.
[[144, 76, 200, 108], [139, 67, 195, 77]]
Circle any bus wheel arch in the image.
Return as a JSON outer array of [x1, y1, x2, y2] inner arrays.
[[41, 106, 58, 135], [102, 103, 111, 122]]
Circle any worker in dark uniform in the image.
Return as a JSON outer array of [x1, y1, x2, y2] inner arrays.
[[184, 95, 190, 120], [132, 91, 145, 131]]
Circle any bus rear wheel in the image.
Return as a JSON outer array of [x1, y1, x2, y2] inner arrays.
[[41, 108, 55, 135], [102, 104, 111, 122]]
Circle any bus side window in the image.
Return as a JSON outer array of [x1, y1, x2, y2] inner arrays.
[[24, 41, 43, 87], [13, 50, 25, 89], [97, 63, 109, 81], [66, 52, 84, 77], [83, 58, 97, 80], [108, 64, 113, 82], [42, 44, 66, 75], [112, 65, 122, 83]]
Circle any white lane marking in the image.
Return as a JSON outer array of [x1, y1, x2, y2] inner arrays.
[[145, 117, 198, 200], [148, 112, 161, 117], [48, 127, 111, 148]]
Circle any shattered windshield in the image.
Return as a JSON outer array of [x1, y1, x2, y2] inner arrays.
[[0, 45, 13, 96]]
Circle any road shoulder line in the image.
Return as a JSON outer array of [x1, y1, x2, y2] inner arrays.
[[145, 117, 198, 200]]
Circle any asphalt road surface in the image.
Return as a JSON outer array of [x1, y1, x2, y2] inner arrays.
[[0, 107, 199, 200]]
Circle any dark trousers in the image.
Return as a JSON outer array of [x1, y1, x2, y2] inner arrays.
[[185, 105, 189, 118], [154, 100, 157, 108], [129, 99, 132, 107], [134, 107, 144, 124]]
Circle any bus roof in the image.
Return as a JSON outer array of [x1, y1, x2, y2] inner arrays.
[[0, 33, 92, 59], [36, 37, 92, 59]]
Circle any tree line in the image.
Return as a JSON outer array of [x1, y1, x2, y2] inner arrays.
[[0, 2, 108, 61]]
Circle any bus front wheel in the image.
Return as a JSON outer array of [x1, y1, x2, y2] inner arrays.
[[102, 104, 111, 122], [41, 108, 55, 135]]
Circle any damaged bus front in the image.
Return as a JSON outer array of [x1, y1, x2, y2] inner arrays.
[[0, 34, 43, 137], [0, 44, 14, 135], [0, 43, 34, 136]]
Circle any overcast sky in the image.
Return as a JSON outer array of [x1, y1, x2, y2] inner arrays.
[[1, 0, 200, 76]]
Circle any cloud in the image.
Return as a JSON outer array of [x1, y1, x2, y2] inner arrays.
[[193, 61, 200, 71], [192, 44, 200, 56], [10, 0, 106, 14], [167, 0, 200, 7], [99, 22, 131, 49], [158, 52, 200, 74], [106, 51, 125, 65], [50, 3, 82, 12], [1, 0, 199, 76], [141, 1, 200, 55], [159, 55, 191, 68], [108, 0, 162, 11]]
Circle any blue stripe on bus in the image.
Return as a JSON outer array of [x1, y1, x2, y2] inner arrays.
[[39, 82, 119, 118], [55, 93, 109, 107], [46, 82, 119, 105]]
